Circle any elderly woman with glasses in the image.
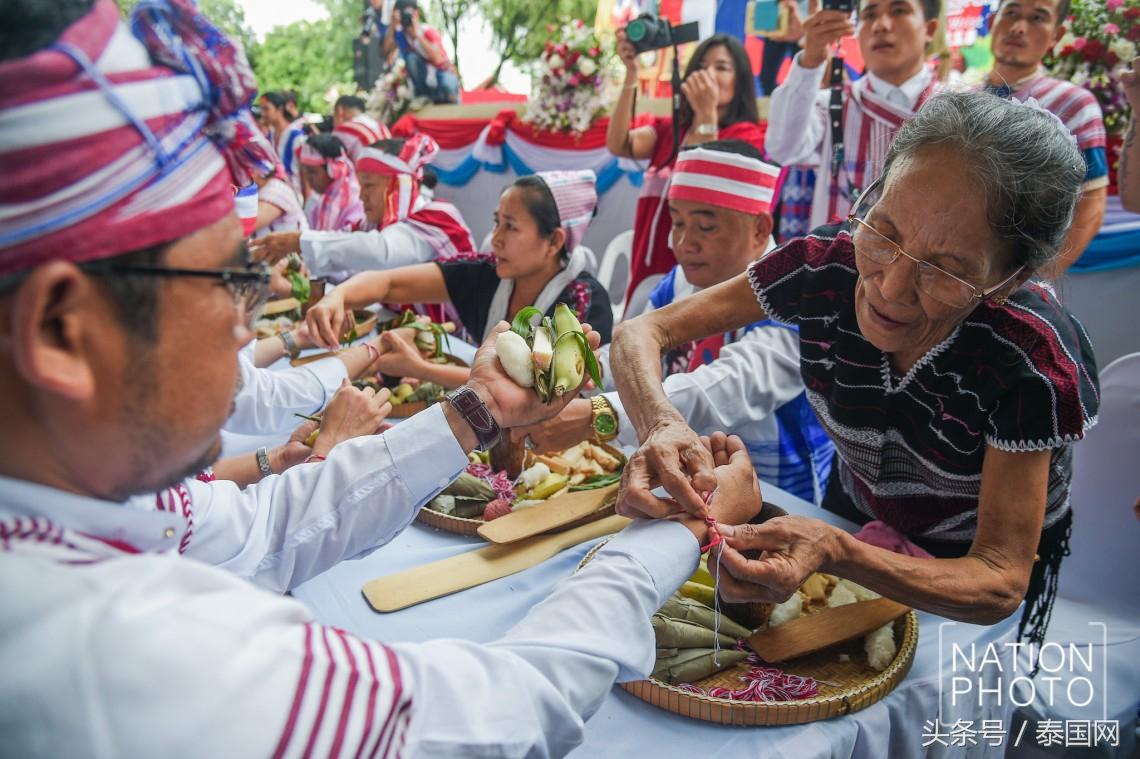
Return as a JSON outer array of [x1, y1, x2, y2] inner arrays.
[[610, 90, 1099, 647]]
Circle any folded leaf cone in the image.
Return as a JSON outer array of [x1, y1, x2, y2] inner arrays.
[[652, 648, 748, 685]]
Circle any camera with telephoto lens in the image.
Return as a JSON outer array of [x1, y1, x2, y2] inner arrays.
[[822, 0, 855, 11], [624, 13, 701, 54], [400, 9, 414, 27]]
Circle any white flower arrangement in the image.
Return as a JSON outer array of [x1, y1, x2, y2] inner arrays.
[[366, 58, 423, 126], [524, 20, 612, 135]]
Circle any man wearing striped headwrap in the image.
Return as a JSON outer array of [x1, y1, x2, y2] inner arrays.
[[251, 134, 476, 280], [0, 3, 765, 755], [518, 142, 835, 505]]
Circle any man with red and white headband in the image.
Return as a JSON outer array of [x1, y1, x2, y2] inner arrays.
[[0, 3, 762, 755], [517, 142, 834, 505], [251, 134, 477, 279]]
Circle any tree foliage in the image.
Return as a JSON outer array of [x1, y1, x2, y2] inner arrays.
[[480, 0, 595, 85], [432, 0, 476, 82], [113, 0, 600, 103]]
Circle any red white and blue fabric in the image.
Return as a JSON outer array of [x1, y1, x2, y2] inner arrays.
[[334, 118, 390, 164], [668, 147, 780, 216], [538, 170, 597, 253], [234, 184, 260, 237], [0, 0, 274, 275], [272, 118, 307, 197], [299, 142, 364, 232], [391, 110, 646, 196]]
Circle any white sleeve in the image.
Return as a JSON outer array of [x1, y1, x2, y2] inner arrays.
[[300, 223, 436, 277], [764, 52, 831, 167], [604, 326, 804, 447], [48, 519, 695, 758], [223, 346, 348, 437], [187, 403, 468, 593], [396, 519, 699, 758]]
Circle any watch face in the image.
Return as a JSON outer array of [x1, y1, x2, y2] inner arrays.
[[594, 413, 617, 437]]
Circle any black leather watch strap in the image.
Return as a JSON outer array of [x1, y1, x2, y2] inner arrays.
[[445, 386, 502, 451]]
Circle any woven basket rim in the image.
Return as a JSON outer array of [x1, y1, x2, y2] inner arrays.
[[577, 538, 919, 725]]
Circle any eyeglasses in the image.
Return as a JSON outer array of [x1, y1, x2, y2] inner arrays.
[[81, 262, 272, 330], [846, 180, 1022, 309]]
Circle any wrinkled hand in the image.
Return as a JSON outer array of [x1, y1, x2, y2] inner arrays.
[[616, 28, 639, 75], [711, 515, 844, 604], [705, 432, 762, 526], [310, 379, 392, 457], [1121, 57, 1140, 111], [248, 231, 302, 266], [674, 433, 763, 545], [681, 69, 719, 122], [617, 417, 716, 520], [467, 321, 602, 430], [510, 397, 594, 453], [305, 290, 350, 350], [800, 9, 855, 68], [374, 329, 429, 378]]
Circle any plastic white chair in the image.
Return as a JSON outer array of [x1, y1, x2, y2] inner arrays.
[[596, 230, 633, 318], [623, 274, 664, 322], [1061, 351, 1140, 612]]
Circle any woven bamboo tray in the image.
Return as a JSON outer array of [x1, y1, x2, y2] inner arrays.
[[577, 540, 919, 726], [417, 444, 625, 536]]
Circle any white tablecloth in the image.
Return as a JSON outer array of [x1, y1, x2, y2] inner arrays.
[[291, 484, 1022, 758]]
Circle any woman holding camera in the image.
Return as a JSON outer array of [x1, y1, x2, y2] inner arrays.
[[606, 32, 764, 312]]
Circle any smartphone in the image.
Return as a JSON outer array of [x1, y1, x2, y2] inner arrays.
[[822, 0, 855, 11]]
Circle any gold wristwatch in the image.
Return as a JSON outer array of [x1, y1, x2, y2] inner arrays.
[[590, 396, 619, 443]]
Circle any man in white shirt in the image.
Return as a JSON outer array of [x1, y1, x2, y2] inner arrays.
[[250, 135, 477, 280], [765, 0, 941, 227], [517, 142, 835, 504], [0, 2, 761, 757]]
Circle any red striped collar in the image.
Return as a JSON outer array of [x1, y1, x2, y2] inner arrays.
[[0, 475, 189, 555]]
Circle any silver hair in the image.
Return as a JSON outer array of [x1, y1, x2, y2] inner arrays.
[[880, 90, 1086, 274]]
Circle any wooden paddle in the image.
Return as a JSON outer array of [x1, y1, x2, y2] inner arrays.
[[746, 598, 910, 663], [476, 484, 619, 544], [362, 513, 630, 612]]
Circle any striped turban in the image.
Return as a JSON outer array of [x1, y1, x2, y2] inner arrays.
[[667, 147, 781, 216], [536, 170, 597, 253], [357, 133, 440, 227], [333, 117, 389, 164], [0, 0, 275, 276]]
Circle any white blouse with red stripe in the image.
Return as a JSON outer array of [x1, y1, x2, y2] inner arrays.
[[0, 403, 699, 757]]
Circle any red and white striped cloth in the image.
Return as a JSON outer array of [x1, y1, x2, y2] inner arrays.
[[1010, 73, 1106, 154], [537, 170, 597, 252], [0, 0, 274, 276], [334, 118, 391, 164], [358, 133, 442, 228], [668, 147, 780, 216]]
